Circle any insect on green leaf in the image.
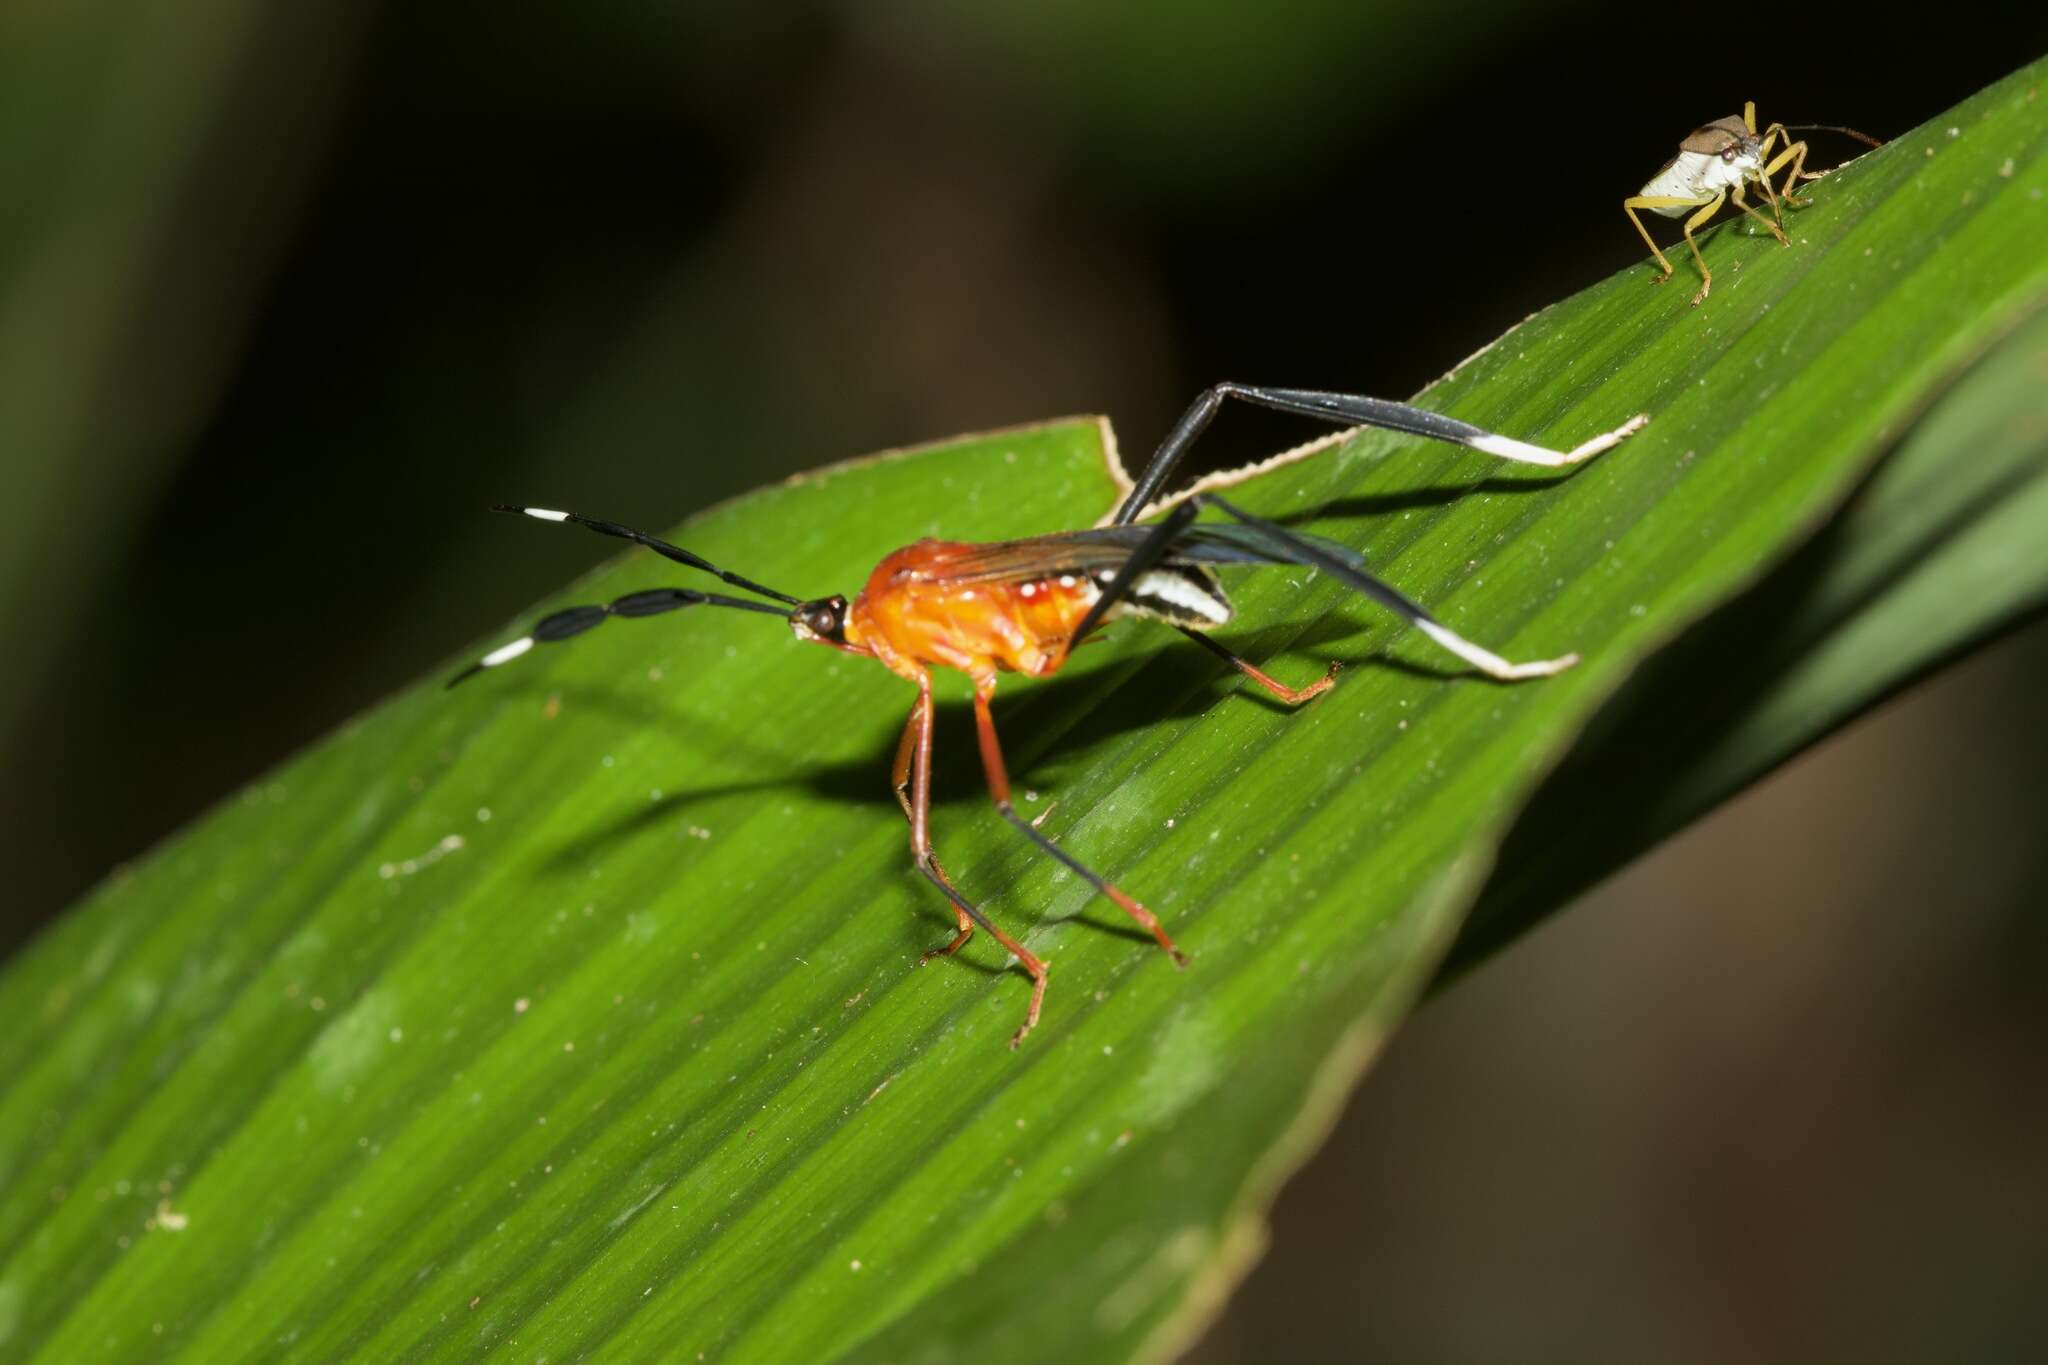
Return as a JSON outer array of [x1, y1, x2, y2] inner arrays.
[[0, 55, 2044, 1365]]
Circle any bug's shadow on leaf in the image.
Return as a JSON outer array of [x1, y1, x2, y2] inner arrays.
[[528, 601, 1512, 921], [528, 675, 1183, 954], [1288, 471, 1578, 524], [527, 690, 893, 877], [1236, 615, 1478, 689], [1165, 612, 1517, 696]]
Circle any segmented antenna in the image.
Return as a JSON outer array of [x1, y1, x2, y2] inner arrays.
[[1783, 123, 1883, 148], [494, 506, 802, 606], [448, 587, 785, 688]]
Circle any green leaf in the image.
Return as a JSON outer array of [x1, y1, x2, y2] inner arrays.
[[1449, 301, 2048, 978], [3, 60, 2045, 1365]]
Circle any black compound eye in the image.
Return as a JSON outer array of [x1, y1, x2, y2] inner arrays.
[[1722, 147, 1737, 162]]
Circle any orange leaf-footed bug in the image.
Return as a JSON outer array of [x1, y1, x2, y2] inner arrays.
[[1624, 101, 1881, 305], [453, 386, 1648, 1045]]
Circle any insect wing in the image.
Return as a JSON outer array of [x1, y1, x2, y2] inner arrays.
[[1168, 521, 1355, 568], [1678, 116, 1747, 155], [922, 520, 1322, 584], [904, 528, 1160, 587]]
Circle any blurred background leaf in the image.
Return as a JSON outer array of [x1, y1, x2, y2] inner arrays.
[[0, 0, 372, 734], [3, 3, 2046, 1360]]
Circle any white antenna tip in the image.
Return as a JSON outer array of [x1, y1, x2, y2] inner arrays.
[[481, 637, 535, 668]]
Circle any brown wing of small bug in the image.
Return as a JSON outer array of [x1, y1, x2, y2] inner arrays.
[[1679, 115, 1751, 156]]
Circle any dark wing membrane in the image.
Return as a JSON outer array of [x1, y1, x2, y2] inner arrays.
[[1679, 117, 1746, 154], [907, 528, 1163, 585], [917, 522, 1366, 586], [1168, 522, 1369, 570]]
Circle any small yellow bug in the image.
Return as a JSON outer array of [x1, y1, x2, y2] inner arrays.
[[1624, 102, 1878, 306]]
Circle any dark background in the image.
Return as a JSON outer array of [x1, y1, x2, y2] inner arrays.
[[4, 3, 2044, 1359]]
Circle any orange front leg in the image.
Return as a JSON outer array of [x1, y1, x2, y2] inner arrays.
[[898, 674, 1049, 1047]]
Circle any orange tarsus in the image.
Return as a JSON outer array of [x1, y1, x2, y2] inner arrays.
[[1233, 656, 1340, 706]]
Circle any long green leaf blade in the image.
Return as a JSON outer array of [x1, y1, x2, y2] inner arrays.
[[2, 59, 2044, 1365]]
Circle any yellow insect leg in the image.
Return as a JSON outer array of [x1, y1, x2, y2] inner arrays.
[[1763, 137, 1813, 211], [1752, 124, 1789, 219], [1624, 193, 1715, 291], [1677, 188, 1729, 306], [1730, 182, 1791, 246]]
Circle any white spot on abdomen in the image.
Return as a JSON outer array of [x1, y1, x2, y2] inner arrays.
[[1639, 149, 1758, 213], [1131, 571, 1229, 624]]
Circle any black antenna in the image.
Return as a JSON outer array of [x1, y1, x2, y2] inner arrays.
[[492, 506, 803, 607], [448, 587, 786, 688]]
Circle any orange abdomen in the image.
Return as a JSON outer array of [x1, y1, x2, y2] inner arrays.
[[846, 540, 1096, 680]]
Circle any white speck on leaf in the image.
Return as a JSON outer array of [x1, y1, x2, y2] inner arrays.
[[377, 834, 464, 880]]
